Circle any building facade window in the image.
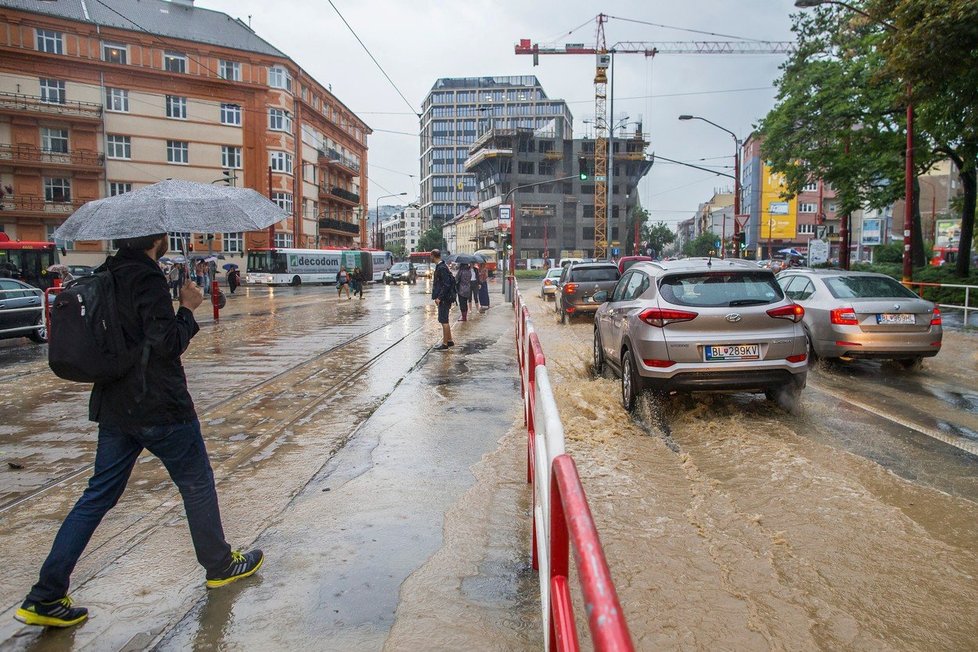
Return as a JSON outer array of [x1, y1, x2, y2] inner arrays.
[[271, 192, 293, 214], [39, 78, 65, 104], [269, 108, 292, 132], [268, 66, 292, 91], [802, 182, 818, 192], [273, 232, 294, 248], [222, 145, 242, 169], [164, 52, 187, 73], [44, 177, 71, 202], [109, 182, 133, 196], [220, 103, 242, 126], [798, 223, 815, 234], [40, 128, 69, 153], [798, 202, 818, 213], [165, 95, 188, 119], [168, 232, 190, 252], [222, 231, 243, 253], [269, 151, 293, 174], [219, 60, 241, 81], [36, 29, 63, 54], [46, 223, 73, 250], [166, 140, 189, 164], [106, 87, 129, 112], [102, 42, 127, 64], [106, 135, 131, 159]]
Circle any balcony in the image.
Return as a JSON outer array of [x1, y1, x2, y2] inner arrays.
[[0, 196, 87, 217], [322, 186, 361, 206], [0, 92, 102, 122], [318, 217, 360, 235], [318, 148, 361, 176], [0, 144, 104, 171], [464, 148, 513, 171]]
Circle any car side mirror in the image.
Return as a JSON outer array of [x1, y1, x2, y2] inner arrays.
[[592, 290, 608, 303]]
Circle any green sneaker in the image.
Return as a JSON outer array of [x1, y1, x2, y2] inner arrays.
[[206, 549, 264, 589], [15, 596, 88, 627]]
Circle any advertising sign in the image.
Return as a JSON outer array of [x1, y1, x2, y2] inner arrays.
[[761, 165, 797, 239], [808, 239, 829, 265], [935, 218, 961, 248], [498, 203, 512, 232], [861, 218, 882, 246]]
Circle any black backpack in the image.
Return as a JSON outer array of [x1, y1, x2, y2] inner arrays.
[[48, 265, 144, 383]]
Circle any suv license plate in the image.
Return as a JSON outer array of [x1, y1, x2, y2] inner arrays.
[[877, 313, 915, 325], [705, 344, 760, 361]]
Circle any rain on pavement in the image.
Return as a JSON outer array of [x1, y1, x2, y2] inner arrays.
[[1, 280, 977, 650]]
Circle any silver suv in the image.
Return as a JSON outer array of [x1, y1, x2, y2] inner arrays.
[[592, 258, 808, 411]]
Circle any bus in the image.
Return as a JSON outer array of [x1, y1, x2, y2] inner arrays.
[[409, 251, 432, 266], [246, 248, 387, 286], [475, 248, 498, 273], [368, 250, 393, 282], [0, 233, 59, 289], [931, 246, 957, 267]]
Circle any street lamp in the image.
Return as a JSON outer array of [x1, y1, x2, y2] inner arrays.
[[375, 192, 407, 250], [794, 0, 913, 282], [679, 115, 741, 258]]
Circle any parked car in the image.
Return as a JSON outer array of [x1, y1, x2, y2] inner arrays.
[[617, 255, 652, 275], [539, 267, 562, 300], [555, 261, 620, 323], [384, 262, 417, 285], [776, 269, 941, 368], [0, 278, 47, 343], [67, 265, 95, 278], [592, 258, 808, 412]]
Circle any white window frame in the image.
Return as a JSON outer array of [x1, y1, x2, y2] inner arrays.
[[165, 95, 188, 119], [798, 202, 818, 214], [46, 223, 73, 250], [268, 66, 292, 91], [109, 182, 133, 196], [218, 59, 241, 81], [106, 87, 129, 112], [222, 231, 243, 253], [168, 232, 190, 252], [273, 232, 294, 248], [40, 127, 69, 153], [44, 177, 71, 202], [106, 135, 131, 160], [801, 182, 818, 192], [271, 192, 293, 214], [269, 151, 293, 174], [36, 29, 63, 54], [39, 78, 65, 104], [268, 108, 292, 132], [166, 140, 189, 164], [220, 103, 242, 126], [798, 223, 815, 234], [221, 145, 242, 169], [102, 41, 128, 64], [164, 51, 187, 73]]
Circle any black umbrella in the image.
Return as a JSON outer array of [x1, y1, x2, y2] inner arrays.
[[445, 253, 486, 265]]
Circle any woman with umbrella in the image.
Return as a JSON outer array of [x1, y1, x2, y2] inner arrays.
[[225, 264, 241, 294]]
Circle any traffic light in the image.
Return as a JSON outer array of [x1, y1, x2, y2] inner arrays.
[[736, 232, 747, 249], [578, 156, 589, 181]]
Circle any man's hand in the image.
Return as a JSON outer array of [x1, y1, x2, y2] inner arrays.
[[435, 298, 441, 305], [179, 278, 204, 311]]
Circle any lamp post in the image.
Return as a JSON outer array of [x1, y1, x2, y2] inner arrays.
[[375, 192, 407, 250], [794, 0, 912, 282], [679, 115, 741, 258]]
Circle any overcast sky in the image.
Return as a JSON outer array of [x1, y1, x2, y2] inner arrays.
[[202, 0, 802, 224]]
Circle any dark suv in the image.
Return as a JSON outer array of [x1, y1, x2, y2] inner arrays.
[[554, 262, 620, 323], [384, 262, 417, 285]]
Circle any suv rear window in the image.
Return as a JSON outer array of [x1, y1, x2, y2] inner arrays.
[[571, 266, 619, 282], [659, 271, 783, 307], [823, 275, 918, 299]]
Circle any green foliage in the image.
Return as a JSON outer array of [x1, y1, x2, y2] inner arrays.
[[515, 269, 546, 280], [646, 221, 676, 258], [417, 225, 443, 253], [874, 242, 904, 263], [385, 242, 406, 259], [682, 231, 722, 258], [851, 260, 978, 306]]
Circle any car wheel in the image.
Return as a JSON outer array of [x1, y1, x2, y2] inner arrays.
[[899, 357, 923, 371], [290, 275, 301, 287], [28, 316, 47, 344], [766, 385, 801, 415], [560, 307, 568, 324], [593, 329, 605, 375], [806, 332, 819, 364], [621, 347, 642, 412]]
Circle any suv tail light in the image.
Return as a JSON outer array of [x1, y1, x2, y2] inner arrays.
[[638, 308, 698, 327], [767, 304, 805, 322], [563, 283, 578, 294], [830, 307, 858, 325], [930, 308, 942, 326]]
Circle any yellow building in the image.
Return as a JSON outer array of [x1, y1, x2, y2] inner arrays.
[[760, 163, 797, 242]]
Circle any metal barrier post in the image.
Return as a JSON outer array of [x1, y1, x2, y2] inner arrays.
[[212, 280, 220, 321]]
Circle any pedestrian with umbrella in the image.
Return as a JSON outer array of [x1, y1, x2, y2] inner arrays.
[[14, 181, 284, 628], [226, 266, 241, 294]]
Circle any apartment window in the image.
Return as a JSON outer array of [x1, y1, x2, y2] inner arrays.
[[36, 29, 63, 54], [166, 140, 189, 164], [106, 87, 129, 112], [269, 108, 292, 132], [222, 232, 243, 253], [109, 182, 132, 196], [166, 95, 187, 119], [219, 60, 241, 81], [268, 66, 292, 91], [269, 151, 293, 174], [802, 182, 818, 192], [222, 145, 241, 169], [106, 135, 131, 159], [798, 202, 818, 213], [164, 52, 187, 73], [102, 41, 127, 64], [271, 192, 293, 214], [273, 232, 294, 248], [798, 223, 815, 234], [39, 78, 65, 104], [44, 177, 71, 202], [828, 202, 838, 213], [40, 128, 69, 153], [220, 103, 242, 126], [168, 232, 190, 252], [46, 223, 73, 251]]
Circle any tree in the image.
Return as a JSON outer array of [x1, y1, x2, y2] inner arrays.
[[682, 231, 722, 258], [622, 208, 675, 257], [417, 225, 443, 253], [385, 242, 406, 259], [646, 222, 676, 258]]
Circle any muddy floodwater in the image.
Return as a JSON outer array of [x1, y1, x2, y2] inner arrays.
[[524, 292, 978, 651]]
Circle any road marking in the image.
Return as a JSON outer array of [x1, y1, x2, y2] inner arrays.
[[808, 380, 978, 457]]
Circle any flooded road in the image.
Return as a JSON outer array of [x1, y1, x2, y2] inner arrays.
[[525, 291, 978, 650]]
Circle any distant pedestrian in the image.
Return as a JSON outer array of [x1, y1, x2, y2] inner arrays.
[[227, 268, 241, 294], [431, 249, 454, 350], [351, 266, 364, 299], [168, 263, 181, 300], [455, 262, 474, 321], [15, 233, 262, 629], [336, 266, 351, 299], [476, 263, 490, 312]]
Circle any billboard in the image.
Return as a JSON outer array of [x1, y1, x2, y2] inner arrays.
[[761, 165, 797, 239], [935, 219, 961, 248], [861, 218, 882, 246]]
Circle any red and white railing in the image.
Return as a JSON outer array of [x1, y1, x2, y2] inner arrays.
[[513, 277, 634, 651]]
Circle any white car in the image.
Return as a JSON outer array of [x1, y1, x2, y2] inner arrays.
[[539, 267, 562, 300]]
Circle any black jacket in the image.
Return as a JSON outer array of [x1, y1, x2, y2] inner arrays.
[[89, 249, 199, 426], [431, 260, 454, 302]]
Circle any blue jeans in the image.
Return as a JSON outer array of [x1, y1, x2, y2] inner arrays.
[[27, 421, 232, 602]]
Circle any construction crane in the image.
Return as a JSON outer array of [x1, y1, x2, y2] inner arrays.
[[516, 14, 793, 259]]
